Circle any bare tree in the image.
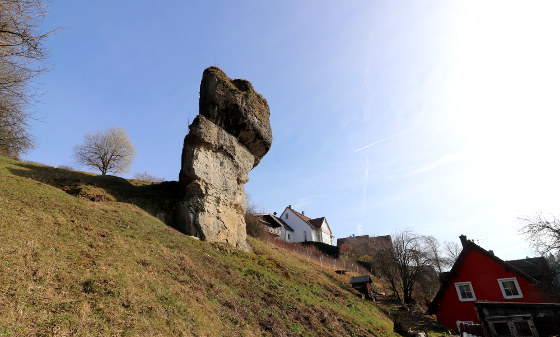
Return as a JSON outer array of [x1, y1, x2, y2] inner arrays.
[[520, 213, 560, 255], [443, 241, 462, 264], [0, 0, 56, 157], [73, 127, 135, 175], [369, 230, 438, 304], [425, 235, 446, 274], [519, 214, 560, 299]]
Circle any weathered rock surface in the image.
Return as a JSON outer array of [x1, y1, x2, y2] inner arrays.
[[177, 67, 272, 251]]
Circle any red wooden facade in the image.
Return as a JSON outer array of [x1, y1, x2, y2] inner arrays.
[[428, 235, 556, 331]]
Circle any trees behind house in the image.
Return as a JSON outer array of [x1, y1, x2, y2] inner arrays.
[[356, 230, 441, 304], [73, 127, 135, 175], [520, 213, 560, 298], [520, 213, 560, 255], [384, 231, 438, 304], [443, 240, 462, 264], [0, 0, 55, 157]]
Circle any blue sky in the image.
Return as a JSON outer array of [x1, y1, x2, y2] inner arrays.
[[28, 1, 560, 259]]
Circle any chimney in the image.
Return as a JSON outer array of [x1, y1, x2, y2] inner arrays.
[[488, 250, 494, 256], [302, 211, 305, 215], [288, 205, 292, 209], [273, 212, 277, 216], [459, 234, 468, 247]]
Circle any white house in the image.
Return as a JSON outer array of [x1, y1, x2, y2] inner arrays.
[[279, 205, 334, 245]]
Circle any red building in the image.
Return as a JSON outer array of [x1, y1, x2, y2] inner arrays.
[[428, 235, 556, 332]]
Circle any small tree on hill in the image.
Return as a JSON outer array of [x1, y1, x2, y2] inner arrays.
[[73, 127, 135, 175]]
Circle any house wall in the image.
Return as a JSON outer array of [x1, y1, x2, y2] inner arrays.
[[436, 249, 550, 330], [322, 220, 333, 245], [280, 227, 293, 242], [279, 209, 315, 243], [315, 221, 333, 245]]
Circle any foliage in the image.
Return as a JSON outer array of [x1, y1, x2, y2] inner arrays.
[[0, 0, 55, 157], [57, 164, 74, 171], [339, 243, 353, 255], [73, 127, 135, 175], [133, 171, 165, 183], [301, 241, 340, 257], [244, 198, 273, 239], [245, 211, 266, 238]]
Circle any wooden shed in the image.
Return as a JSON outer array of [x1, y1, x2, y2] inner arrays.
[[350, 275, 374, 299]]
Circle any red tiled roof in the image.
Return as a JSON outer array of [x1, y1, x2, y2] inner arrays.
[[290, 209, 311, 222], [288, 208, 331, 231], [290, 209, 326, 229]]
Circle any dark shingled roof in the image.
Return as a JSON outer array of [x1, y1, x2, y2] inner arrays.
[[308, 217, 325, 229], [255, 213, 294, 232], [350, 276, 372, 284], [506, 257, 550, 280], [290, 209, 326, 229]]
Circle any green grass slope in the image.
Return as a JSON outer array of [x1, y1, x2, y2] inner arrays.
[[0, 156, 397, 337]]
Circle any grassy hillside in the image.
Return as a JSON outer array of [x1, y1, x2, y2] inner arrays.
[[0, 156, 397, 337]]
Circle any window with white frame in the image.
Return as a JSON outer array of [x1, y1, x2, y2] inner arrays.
[[498, 277, 523, 299], [455, 282, 476, 301]]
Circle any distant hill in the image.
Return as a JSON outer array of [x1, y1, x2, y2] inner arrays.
[[0, 156, 397, 336]]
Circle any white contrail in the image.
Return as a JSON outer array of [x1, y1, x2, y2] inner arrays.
[[354, 116, 442, 153], [354, 131, 404, 152]]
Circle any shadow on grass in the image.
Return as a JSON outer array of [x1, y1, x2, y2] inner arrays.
[[8, 162, 183, 226]]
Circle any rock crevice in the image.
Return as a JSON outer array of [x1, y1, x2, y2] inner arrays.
[[177, 67, 272, 251]]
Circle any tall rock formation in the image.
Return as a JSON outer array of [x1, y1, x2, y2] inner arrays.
[[177, 67, 272, 251]]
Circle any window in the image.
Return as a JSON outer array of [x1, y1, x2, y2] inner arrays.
[[304, 231, 307, 241], [498, 278, 523, 299], [285, 213, 288, 219], [488, 319, 537, 337], [287, 233, 291, 241], [455, 282, 476, 301]]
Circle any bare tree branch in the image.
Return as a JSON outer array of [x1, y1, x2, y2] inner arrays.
[[520, 212, 560, 255], [0, 0, 56, 157]]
